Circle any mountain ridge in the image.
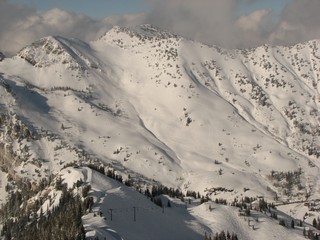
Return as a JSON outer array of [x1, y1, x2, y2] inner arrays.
[[1, 24, 320, 239], [2, 24, 320, 192]]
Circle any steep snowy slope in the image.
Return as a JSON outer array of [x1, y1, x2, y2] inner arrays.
[[62, 167, 208, 240], [0, 24, 320, 239], [91, 25, 320, 200]]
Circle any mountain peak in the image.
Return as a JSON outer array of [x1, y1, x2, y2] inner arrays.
[[132, 24, 179, 39], [17, 36, 78, 68], [17, 36, 99, 71], [98, 24, 180, 47]]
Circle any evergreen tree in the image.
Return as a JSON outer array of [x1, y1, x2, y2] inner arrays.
[[1, 179, 88, 240], [279, 219, 286, 227], [231, 233, 238, 240], [227, 231, 231, 240], [313, 218, 317, 228], [291, 219, 295, 228], [204, 232, 208, 240]]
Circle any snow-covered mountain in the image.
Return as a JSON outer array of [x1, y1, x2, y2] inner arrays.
[[1, 24, 320, 239]]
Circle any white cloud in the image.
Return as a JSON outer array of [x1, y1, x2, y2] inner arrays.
[[270, 0, 320, 46], [234, 8, 274, 47], [236, 8, 272, 31], [145, 0, 320, 48], [0, 0, 144, 55], [145, 0, 239, 48], [1, 0, 320, 54], [145, 0, 277, 48]]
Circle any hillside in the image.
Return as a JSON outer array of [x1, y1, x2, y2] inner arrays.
[[0, 24, 320, 239]]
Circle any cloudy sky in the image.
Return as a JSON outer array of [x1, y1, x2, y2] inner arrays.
[[1, 0, 320, 55]]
